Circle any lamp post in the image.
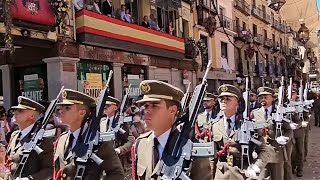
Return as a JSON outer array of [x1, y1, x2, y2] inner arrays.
[[297, 23, 310, 44], [268, 0, 286, 12]]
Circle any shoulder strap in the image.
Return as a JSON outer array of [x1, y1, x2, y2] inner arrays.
[[131, 138, 141, 180]]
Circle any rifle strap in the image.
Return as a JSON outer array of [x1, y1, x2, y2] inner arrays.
[[131, 138, 141, 180]]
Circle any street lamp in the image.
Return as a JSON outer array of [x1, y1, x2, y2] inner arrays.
[[297, 23, 310, 44], [268, 0, 286, 12]]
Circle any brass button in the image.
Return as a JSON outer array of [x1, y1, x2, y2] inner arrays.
[[63, 173, 66, 178], [64, 161, 68, 165]]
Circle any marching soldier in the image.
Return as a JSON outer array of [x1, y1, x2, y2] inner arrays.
[[249, 89, 261, 112], [291, 90, 305, 177], [53, 89, 124, 179], [132, 80, 212, 180], [252, 87, 292, 180], [195, 92, 220, 177], [213, 84, 271, 179], [6, 96, 53, 180], [100, 96, 134, 170]]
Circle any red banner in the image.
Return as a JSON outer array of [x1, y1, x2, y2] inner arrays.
[[10, 0, 56, 26]]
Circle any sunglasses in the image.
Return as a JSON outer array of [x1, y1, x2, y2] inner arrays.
[[218, 96, 232, 101]]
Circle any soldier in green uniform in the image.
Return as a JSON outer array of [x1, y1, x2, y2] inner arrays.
[[6, 96, 53, 180], [251, 87, 292, 180], [53, 89, 124, 180], [132, 80, 212, 180], [100, 96, 134, 170], [212, 84, 271, 179]]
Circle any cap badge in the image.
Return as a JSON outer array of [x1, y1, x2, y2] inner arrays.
[[62, 90, 67, 99], [141, 83, 151, 93], [18, 97, 22, 104], [221, 86, 228, 92], [259, 88, 264, 93]]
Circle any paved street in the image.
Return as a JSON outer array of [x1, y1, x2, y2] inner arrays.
[[295, 117, 320, 180]]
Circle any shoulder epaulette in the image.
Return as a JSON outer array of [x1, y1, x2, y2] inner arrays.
[[11, 130, 20, 138], [137, 131, 152, 139]]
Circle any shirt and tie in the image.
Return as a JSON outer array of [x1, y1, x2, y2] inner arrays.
[[262, 106, 273, 119], [64, 124, 88, 157], [204, 110, 212, 122], [224, 115, 236, 136], [152, 129, 171, 168]]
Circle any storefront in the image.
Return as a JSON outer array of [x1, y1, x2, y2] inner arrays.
[[122, 64, 146, 100]]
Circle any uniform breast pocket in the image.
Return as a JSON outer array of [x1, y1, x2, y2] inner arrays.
[[136, 163, 147, 179]]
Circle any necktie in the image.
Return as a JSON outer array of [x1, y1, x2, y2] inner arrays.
[[227, 119, 232, 136], [64, 134, 74, 158], [206, 113, 210, 121], [15, 132, 22, 146], [251, 103, 254, 109], [153, 138, 160, 169], [265, 109, 269, 120]]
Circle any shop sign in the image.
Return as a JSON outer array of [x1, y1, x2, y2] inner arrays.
[[21, 74, 44, 101], [127, 75, 141, 99]]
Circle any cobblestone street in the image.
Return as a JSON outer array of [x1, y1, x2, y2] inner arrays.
[[295, 117, 320, 180]]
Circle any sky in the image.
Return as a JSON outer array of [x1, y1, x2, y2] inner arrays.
[[318, 0, 320, 11]]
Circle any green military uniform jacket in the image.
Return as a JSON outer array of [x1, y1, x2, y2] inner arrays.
[[133, 130, 212, 180], [252, 107, 292, 163], [6, 126, 54, 180], [54, 132, 124, 180], [212, 116, 271, 180]]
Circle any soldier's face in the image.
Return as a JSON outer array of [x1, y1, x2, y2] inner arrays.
[[59, 105, 86, 128], [250, 94, 257, 102], [143, 100, 177, 133], [259, 95, 273, 106], [14, 109, 35, 125], [103, 104, 118, 117], [203, 99, 215, 109], [218, 96, 238, 113], [291, 92, 298, 101]]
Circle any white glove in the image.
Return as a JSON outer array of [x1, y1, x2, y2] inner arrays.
[[276, 136, 289, 145], [302, 121, 308, 128], [290, 123, 298, 130], [245, 165, 260, 178], [115, 148, 121, 154], [15, 178, 30, 180]]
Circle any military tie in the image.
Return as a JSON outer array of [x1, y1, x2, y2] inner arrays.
[[206, 113, 210, 121], [227, 119, 232, 136], [265, 109, 269, 120], [251, 103, 254, 110], [153, 138, 160, 169], [64, 134, 74, 158]]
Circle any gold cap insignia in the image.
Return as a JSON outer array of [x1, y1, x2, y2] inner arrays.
[[259, 88, 264, 93], [141, 83, 151, 93], [18, 97, 22, 104], [62, 90, 67, 99], [221, 86, 228, 92]]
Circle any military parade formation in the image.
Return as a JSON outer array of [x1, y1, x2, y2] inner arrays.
[[0, 64, 317, 180]]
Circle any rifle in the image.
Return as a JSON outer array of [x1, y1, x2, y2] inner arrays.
[[273, 77, 295, 139], [237, 77, 263, 170], [156, 62, 213, 180], [110, 84, 133, 134], [73, 70, 113, 180], [180, 82, 191, 115], [287, 77, 293, 101], [13, 86, 64, 178]]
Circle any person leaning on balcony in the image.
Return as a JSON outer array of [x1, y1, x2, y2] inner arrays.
[[101, 0, 113, 16], [149, 14, 160, 30], [141, 15, 150, 28]]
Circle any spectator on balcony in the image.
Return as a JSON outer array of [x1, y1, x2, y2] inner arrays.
[[123, 9, 132, 23], [101, 0, 113, 16], [141, 15, 150, 28], [167, 21, 175, 35], [93, 0, 102, 14], [118, 4, 126, 21], [149, 14, 160, 30], [73, 0, 84, 11]]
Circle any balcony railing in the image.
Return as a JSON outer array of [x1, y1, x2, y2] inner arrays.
[[253, 34, 264, 45], [264, 38, 273, 48], [219, 15, 235, 32], [271, 19, 287, 33], [251, 6, 271, 24], [75, 10, 185, 60], [234, 0, 251, 16], [235, 27, 251, 41]]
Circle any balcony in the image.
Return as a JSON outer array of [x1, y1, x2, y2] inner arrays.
[[271, 19, 287, 33], [75, 10, 185, 60], [264, 38, 273, 48], [219, 15, 235, 32], [253, 34, 264, 45], [234, 27, 251, 42], [281, 46, 290, 55], [251, 6, 271, 24], [234, 0, 251, 16]]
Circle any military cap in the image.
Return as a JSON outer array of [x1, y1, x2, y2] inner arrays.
[[11, 96, 45, 112], [203, 93, 217, 101], [105, 96, 120, 106], [58, 89, 96, 107], [137, 80, 184, 103], [257, 87, 275, 96], [218, 84, 241, 99], [250, 89, 257, 95]]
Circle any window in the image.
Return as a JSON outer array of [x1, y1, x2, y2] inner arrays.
[[221, 42, 228, 61], [271, 12, 274, 21], [253, 24, 257, 37], [242, 22, 246, 30], [197, 0, 216, 26], [265, 54, 269, 73], [219, 6, 225, 16], [255, 51, 259, 72], [280, 38, 283, 47], [182, 19, 189, 39], [272, 34, 275, 44], [264, 30, 267, 40], [200, 35, 209, 63], [235, 17, 240, 32]]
